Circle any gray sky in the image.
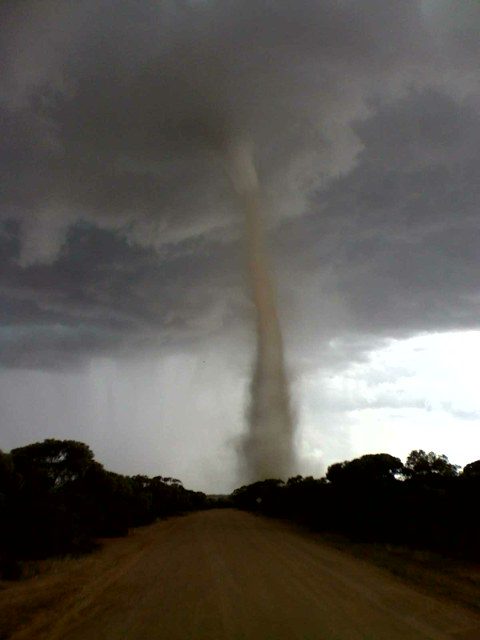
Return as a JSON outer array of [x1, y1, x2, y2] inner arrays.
[[1, 0, 479, 492]]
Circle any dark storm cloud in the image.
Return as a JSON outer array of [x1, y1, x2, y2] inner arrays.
[[1, 0, 479, 370], [272, 88, 480, 371], [334, 91, 480, 334], [1, 0, 432, 257], [0, 223, 245, 367]]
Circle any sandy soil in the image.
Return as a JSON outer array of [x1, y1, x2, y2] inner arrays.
[[1, 509, 479, 640]]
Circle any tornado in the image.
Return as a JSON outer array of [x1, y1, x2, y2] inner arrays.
[[227, 141, 296, 481]]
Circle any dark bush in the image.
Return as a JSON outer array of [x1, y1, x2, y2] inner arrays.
[[0, 439, 208, 577], [231, 450, 479, 561]]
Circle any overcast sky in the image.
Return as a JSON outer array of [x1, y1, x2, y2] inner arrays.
[[1, 1, 479, 492]]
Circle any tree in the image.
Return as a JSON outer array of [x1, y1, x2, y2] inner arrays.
[[325, 462, 349, 485], [0, 450, 16, 499], [404, 450, 459, 479], [231, 479, 284, 512], [327, 453, 404, 486], [11, 439, 95, 489], [462, 460, 480, 479]]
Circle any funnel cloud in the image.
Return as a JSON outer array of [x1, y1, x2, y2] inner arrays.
[[228, 141, 295, 480]]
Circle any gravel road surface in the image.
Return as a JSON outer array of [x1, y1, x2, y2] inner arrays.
[[6, 509, 480, 640]]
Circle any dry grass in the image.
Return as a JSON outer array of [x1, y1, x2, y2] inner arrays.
[[0, 528, 153, 639], [314, 532, 480, 615]]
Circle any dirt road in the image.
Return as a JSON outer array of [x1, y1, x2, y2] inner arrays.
[[3, 509, 480, 640]]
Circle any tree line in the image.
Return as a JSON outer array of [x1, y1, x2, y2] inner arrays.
[[2, 441, 478, 580], [230, 450, 480, 561], [0, 439, 207, 579]]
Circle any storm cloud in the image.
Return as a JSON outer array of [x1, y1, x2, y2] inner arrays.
[[1, 1, 479, 488]]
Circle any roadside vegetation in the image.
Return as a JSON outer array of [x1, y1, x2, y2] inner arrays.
[[0, 439, 207, 579], [230, 451, 480, 562], [2, 441, 478, 583]]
